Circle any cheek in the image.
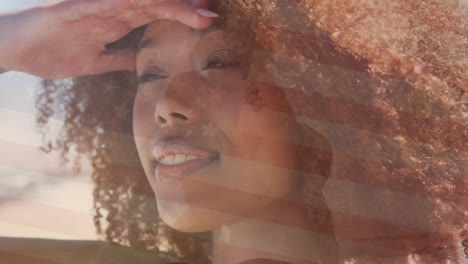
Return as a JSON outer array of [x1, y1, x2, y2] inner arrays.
[[202, 84, 249, 139], [225, 106, 301, 198], [132, 92, 158, 180], [224, 156, 299, 201], [133, 91, 156, 138], [220, 124, 300, 203], [204, 70, 248, 106]]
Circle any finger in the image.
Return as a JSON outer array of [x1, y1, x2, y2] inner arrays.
[[54, 0, 133, 21], [124, 2, 215, 30], [192, 0, 209, 9], [91, 49, 136, 74], [161, 3, 216, 29]]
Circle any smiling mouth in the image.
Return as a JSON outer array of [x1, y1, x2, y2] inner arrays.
[[153, 140, 220, 180]]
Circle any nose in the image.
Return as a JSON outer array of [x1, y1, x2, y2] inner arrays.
[[154, 74, 201, 127]]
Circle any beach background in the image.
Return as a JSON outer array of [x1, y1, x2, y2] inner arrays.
[[0, 0, 96, 240]]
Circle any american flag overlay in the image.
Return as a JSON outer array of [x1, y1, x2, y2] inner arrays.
[[0, 1, 466, 264]]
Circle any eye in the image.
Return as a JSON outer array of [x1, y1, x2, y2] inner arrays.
[[138, 73, 168, 84], [203, 49, 241, 70], [138, 66, 168, 84], [205, 60, 240, 69]]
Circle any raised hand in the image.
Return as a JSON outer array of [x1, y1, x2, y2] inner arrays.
[[0, 0, 216, 78]]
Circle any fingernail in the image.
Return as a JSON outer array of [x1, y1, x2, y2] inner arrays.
[[196, 9, 219, 18]]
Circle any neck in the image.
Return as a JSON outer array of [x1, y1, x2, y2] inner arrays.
[[212, 200, 338, 264]]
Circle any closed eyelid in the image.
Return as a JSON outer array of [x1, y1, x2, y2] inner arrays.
[[202, 48, 244, 68], [137, 64, 170, 84], [141, 65, 168, 75], [207, 48, 233, 57]]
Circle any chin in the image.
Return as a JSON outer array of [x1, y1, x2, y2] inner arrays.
[[157, 200, 238, 232]]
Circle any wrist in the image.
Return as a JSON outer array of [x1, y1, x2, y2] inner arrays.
[[0, 16, 16, 72], [0, 11, 32, 73]]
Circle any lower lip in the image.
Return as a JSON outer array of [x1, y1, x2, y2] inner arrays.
[[155, 156, 218, 181]]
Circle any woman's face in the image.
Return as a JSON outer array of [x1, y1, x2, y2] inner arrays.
[[133, 20, 301, 232]]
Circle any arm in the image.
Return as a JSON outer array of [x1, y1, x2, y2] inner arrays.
[[0, 0, 215, 79], [0, 11, 21, 74]]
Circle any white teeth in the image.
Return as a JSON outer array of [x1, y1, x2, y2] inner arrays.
[[173, 154, 185, 164], [158, 154, 203, 165]]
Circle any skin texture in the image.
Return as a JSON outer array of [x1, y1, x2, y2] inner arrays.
[[133, 20, 302, 232], [35, 0, 466, 263], [132, 20, 339, 263], [0, 0, 214, 78]]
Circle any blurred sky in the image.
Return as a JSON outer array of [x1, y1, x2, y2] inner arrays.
[[0, 1, 95, 241], [0, 71, 96, 240], [0, 0, 63, 14]]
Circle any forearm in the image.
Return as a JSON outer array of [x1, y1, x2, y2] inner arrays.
[[0, 15, 14, 73], [0, 26, 12, 74], [0, 11, 28, 74]]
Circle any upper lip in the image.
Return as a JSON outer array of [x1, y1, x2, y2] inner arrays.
[[152, 139, 219, 162]]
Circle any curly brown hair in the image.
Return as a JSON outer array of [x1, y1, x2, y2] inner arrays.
[[36, 0, 467, 263]]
